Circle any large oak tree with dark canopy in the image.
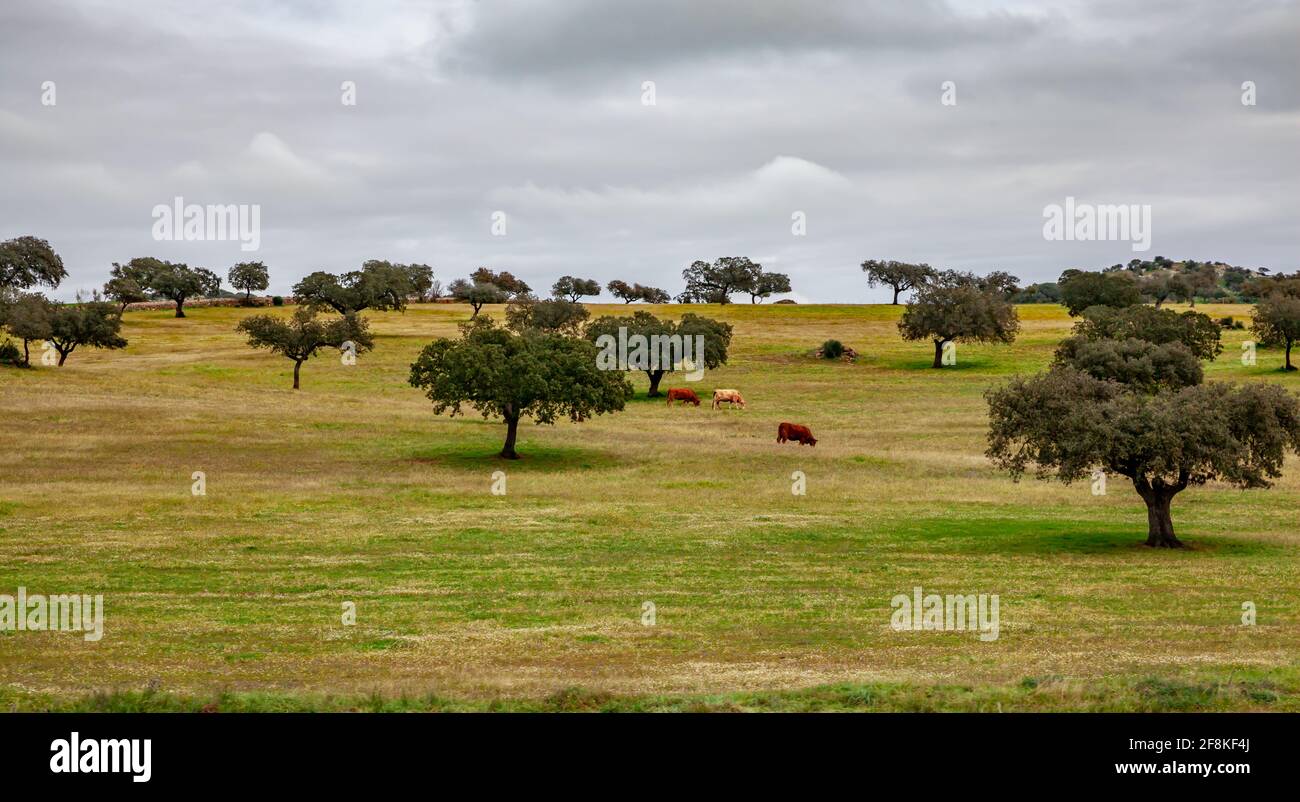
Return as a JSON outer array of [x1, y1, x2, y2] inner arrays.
[[408, 317, 631, 459], [237, 308, 373, 389], [469, 267, 531, 298], [102, 273, 148, 316], [0, 236, 66, 296], [45, 299, 128, 366], [607, 280, 669, 304], [584, 309, 732, 397], [898, 270, 1020, 368], [293, 260, 416, 315], [227, 261, 270, 303], [403, 263, 436, 302], [505, 295, 589, 335], [1252, 287, 1300, 371], [551, 275, 601, 303], [110, 257, 221, 318], [861, 259, 935, 305], [1072, 304, 1223, 361], [987, 368, 1300, 548], [2, 293, 56, 366], [987, 297, 1299, 548], [747, 269, 792, 303], [681, 257, 761, 305], [106, 257, 160, 313], [1057, 269, 1143, 316]]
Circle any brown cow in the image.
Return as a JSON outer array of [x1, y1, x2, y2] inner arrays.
[[665, 388, 701, 406], [711, 388, 746, 410], [777, 422, 817, 446]]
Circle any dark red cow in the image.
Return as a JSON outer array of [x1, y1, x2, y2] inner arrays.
[[777, 422, 817, 446], [666, 388, 701, 406]]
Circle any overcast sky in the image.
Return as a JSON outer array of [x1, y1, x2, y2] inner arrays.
[[2, 0, 1296, 302]]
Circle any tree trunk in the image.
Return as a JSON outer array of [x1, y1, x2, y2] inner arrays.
[[892, 286, 901, 305], [1286, 339, 1295, 371], [57, 347, 70, 366], [175, 298, 186, 318], [500, 414, 520, 459], [470, 303, 481, 319], [293, 360, 303, 390], [932, 339, 945, 368], [1135, 479, 1185, 548], [22, 339, 30, 367], [646, 369, 666, 397]]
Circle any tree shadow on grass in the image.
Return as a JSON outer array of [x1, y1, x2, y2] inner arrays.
[[898, 517, 1285, 557], [404, 437, 619, 471]]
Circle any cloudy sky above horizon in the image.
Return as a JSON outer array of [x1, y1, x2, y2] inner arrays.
[[2, 0, 1296, 302]]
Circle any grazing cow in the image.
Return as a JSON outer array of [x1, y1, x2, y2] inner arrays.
[[711, 388, 746, 410], [666, 388, 701, 406], [777, 422, 817, 446]]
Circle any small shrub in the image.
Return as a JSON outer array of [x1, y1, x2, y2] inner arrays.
[[272, 296, 284, 307], [821, 339, 845, 359], [1217, 316, 1244, 330], [0, 339, 21, 366]]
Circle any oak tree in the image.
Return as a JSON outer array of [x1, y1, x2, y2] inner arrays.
[[551, 276, 601, 303], [409, 317, 631, 459], [861, 260, 935, 305], [237, 308, 373, 389], [898, 270, 1020, 368]]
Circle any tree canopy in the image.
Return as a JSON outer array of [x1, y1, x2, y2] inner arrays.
[[449, 278, 509, 317], [748, 269, 792, 303], [1252, 292, 1300, 371], [505, 296, 590, 335], [1053, 336, 1203, 392], [1072, 304, 1222, 361], [470, 267, 531, 297], [293, 261, 416, 315], [607, 280, 669, 304], [0, 236, 66, 295], [1, 293, 55, 366], [1057, 269, 1143, 316], [102, 273, 149, 315], [409, 317, 632, 459], [987, 368, 1300, 547], [50, 300, 128, 365], [551, 276, 601, 303], [403, 263, 436, 302], [237, 308, 373, 389], [585, 310, 732, 396], [988, 282, 1297, 547], [898, 270, 1020, 367], [861, 260, 936, 305], [110, 257, 220, 317], [227, 261, 270, 301], [681, 257, 761, 305]]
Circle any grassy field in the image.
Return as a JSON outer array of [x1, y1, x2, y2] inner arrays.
[[2, 301, 1298, 712]]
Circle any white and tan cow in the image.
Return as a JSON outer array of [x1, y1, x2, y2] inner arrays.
[[711, 388, 746, 410]]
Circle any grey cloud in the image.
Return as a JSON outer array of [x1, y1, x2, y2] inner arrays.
[[0, 0, 1295, 303]]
